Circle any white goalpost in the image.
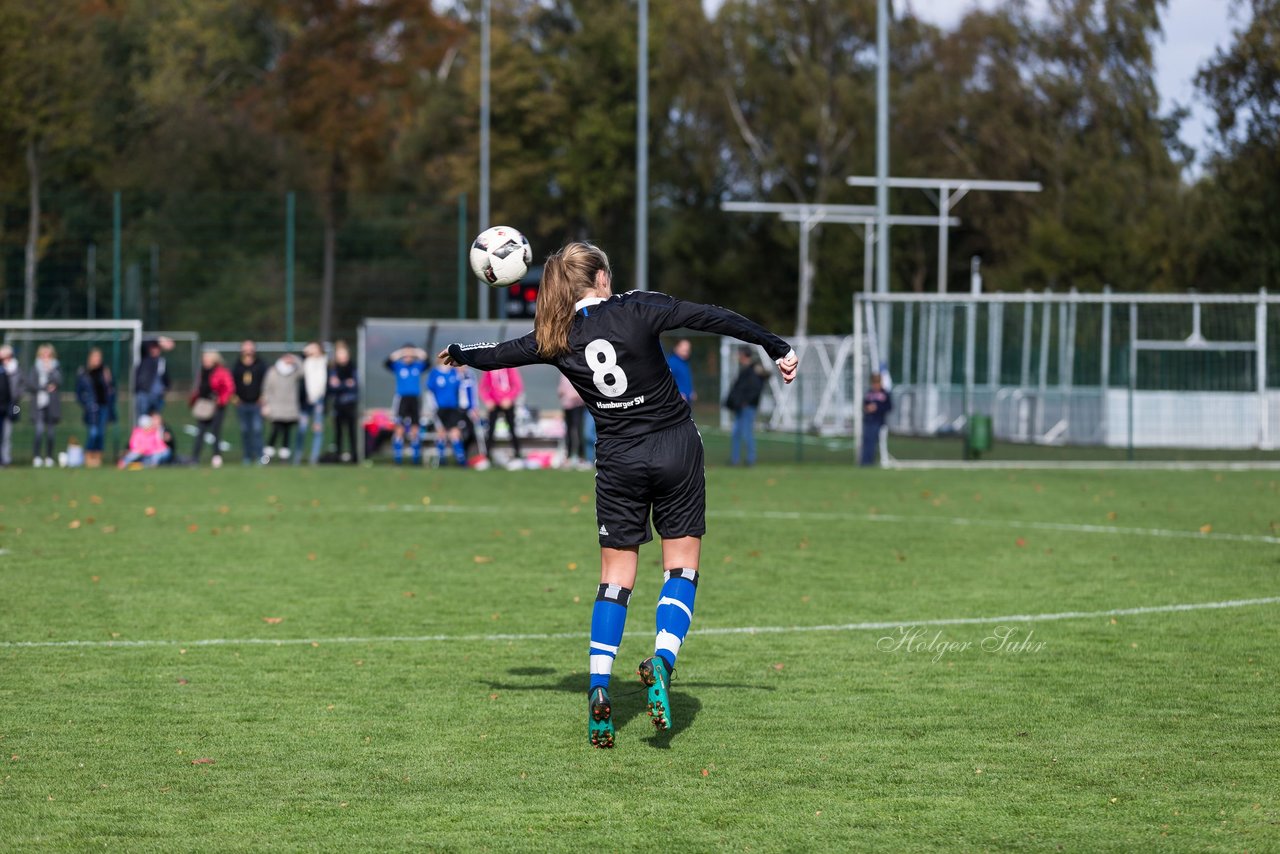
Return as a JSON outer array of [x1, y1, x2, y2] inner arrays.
[[851, 291, 1280, 468]]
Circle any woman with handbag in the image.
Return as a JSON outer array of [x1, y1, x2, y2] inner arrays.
[[190, 349, 234, 467]]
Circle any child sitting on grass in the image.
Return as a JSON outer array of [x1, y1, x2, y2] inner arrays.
[[118, 414, 172, 468]]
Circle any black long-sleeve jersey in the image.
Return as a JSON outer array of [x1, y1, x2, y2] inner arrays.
[[448, 290, 792, 441]]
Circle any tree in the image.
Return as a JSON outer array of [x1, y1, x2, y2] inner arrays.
[[0, 1, 105, 320], [247, 0, 462, 342], [1187, 0, 1280, 291]]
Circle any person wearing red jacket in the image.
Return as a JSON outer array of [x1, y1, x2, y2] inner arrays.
[[190, 349, 235, 467], [479, 365, 524, 461]]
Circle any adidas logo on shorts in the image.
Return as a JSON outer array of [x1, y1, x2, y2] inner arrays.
[[599, 525, 609, 536]]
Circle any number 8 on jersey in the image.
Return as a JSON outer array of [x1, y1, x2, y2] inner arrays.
[[586, 338, 628, 398]]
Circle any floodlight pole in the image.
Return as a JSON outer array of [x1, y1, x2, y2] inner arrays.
[[848, 176, 1042, 292], [722, 202, 958, 338], [478, 0, 491, 321], [874, 0, 890, 297], [635, 0, 649, 291]]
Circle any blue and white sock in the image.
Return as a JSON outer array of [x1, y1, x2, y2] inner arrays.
[[589, 583, 631, 692], [392, 434, 404, 464], [452, 439, 466, 464], [435, 438, 447, 464], [654, 568, 698, 673]]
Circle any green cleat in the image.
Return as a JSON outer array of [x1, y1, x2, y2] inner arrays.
[[588, 687, 615, 749], [637, 656, 673, 731]]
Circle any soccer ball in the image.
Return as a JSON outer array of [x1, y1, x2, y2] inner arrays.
[[469, 226, 532, 287]]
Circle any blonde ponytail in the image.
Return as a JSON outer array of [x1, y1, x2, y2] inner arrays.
[[534, 242, 611, 358]]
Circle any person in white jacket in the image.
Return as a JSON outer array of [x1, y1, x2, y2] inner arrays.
[[299, 341, 329, 465]]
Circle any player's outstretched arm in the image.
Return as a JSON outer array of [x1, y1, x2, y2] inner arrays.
[[635, 293, 799, 384], [438, 332, 540, 372]]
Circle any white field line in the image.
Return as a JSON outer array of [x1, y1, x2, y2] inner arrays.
[[886, 459, 1280, 472], [362, 503, 1280, 546], [3, 596, 1278, 651]]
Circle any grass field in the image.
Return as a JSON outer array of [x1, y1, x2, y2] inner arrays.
[[2, 463, 1278, 851]]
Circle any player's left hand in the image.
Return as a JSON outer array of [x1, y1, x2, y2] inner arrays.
[[436, 348, 458, 367], [776, 350, 798, 384]]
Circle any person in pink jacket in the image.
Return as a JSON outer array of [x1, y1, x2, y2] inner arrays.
[[479, 366, 523, 460], [118, 414, 172, 468]]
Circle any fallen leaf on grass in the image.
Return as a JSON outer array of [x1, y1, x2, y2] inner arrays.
[[473, 555, 493, 564], [187, 525, 199, 533], [218, 506, 230, 515], [1199, 524, 1213, 534], [566, 562, 577, 571], [307, 553, 317, 561], [91, 575, 100, 583], [144, 507, 156, 517], [700, 768, 709, 777], [402, 591, 416, 598], [177, 678, 189, 685], [89, 495, 103, 505], [421, 496, 431, 505], [101, 525, 116, 534], [262, 617, 284, 625], [1015, 537, 1027, 547], [772, 662, 784, 671], [68, 520, 81, 530], [191, 758, 215, 765]]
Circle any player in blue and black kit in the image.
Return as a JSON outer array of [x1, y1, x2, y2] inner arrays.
[[427, 358, 474, 467], [385, 345, 428, 465], [440, 242, 798, 748]]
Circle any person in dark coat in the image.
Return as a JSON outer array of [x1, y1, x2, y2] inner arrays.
[[860, 372, 892, 466], [724, 346, 768, 466], [133, 337, 173, 417], [75, 347, 116, 468], [328, 341, 359, 462], [27, 343, 63, 467]]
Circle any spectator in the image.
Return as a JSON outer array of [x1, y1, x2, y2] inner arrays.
[[262, 354, 302, 462], [75, 347, 116, 468], [190, 349, 234, 467], [299, 341, 328, 465], [0, 347, 10, 468], [479, 365, 523, 462], [118, 414, 171, 468], [861, 372, 893, 467], [725, 346, 768, 467], [328, 341, 359, 463], [133, 337, 173, 417], [385, 344, 427, 465], [0, 344, 23, 467], [427, 355, 471, 467], [233, 340, 267, 466], [27, 343, 62, 468], [558, 373, 586, 468], [666, 338, 695, 405]]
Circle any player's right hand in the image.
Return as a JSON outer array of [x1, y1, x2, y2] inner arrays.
[[436, 347, 458, 367]]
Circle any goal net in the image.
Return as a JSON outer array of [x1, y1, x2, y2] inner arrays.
[[852, 292, 1280, 466]]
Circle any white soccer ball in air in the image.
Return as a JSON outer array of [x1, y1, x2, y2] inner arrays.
[[469, 226, 532, 288]]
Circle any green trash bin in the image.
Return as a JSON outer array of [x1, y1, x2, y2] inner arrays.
[[966, 414, 993, 460]]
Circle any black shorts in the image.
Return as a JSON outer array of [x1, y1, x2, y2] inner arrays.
[[595, 419, 705, 548], [435, 407, 468, 432], [397, 396, 421, 426]]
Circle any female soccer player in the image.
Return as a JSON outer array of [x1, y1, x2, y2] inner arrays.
[[438, 242, 797, 748]]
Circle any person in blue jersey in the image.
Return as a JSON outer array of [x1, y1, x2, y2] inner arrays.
[[666, 338, 695, 405], [439, 242, 798, 748], [385, 345, 427, 465], [426, 356, 472, 467]]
